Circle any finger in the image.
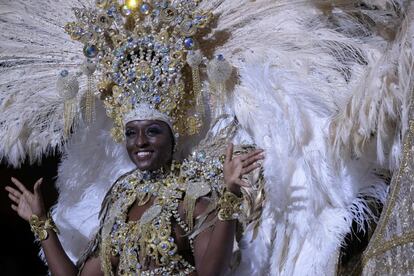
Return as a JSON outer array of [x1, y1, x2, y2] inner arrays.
[[241, 162, 261, 175], [242, 153, 264, 168], [240, 149, 264, 162], [8, 193, 20, 203], [235, 179, 250, 187], [5, 186, 22, 198], [33, 178, 43, 196], [11, 177, 29, 194], [225, 143, 234, 163], [11, 204, 18, 212]]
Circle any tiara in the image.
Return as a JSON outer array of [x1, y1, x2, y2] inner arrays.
[[64, 0, 213, 141]]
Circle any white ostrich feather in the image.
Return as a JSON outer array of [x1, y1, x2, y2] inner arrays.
[[198, 0, 410, 274], [50, 103, 135, 262], [1, 0, 413, 275], [0, 0, 89, 166]]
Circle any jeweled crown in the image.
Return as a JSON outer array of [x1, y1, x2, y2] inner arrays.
[[65, 0, 212, 141]]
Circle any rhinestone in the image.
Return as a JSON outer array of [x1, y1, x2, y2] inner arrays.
[[60, 70, 69, 77], [216, 54, 224, 61], [72, 8, 82, 18], [107, 6, 117, 17], [121, 5, 132, 16], [196, 150, 206, 162], [184, 37, 195, 49], [140, 3, 151, 15], [83, 45, 99, 58], [126, 0, 140, 10], [153, 96, 161, 103]]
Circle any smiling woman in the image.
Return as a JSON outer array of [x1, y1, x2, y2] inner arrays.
[[6, 116, 264, 276], [125, 120, 174, 171], [3, 0, 266, 274]]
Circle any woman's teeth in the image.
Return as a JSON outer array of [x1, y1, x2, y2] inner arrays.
[[137, 151, 152, 158]]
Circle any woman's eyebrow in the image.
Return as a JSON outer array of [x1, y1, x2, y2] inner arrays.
[[147, 123, 163, 128]]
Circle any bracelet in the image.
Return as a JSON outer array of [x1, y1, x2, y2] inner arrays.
[[29, 212, 59, 241], [217, 190, 243, 221]]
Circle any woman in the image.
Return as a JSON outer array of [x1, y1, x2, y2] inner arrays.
[[5, 118, 264, 275]]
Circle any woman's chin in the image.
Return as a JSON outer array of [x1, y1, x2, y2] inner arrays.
[[135, 162, 153, 171]]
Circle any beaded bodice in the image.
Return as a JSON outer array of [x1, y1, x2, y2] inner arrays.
[[100, 166, 196, 275], [79, 140, 258, 276]]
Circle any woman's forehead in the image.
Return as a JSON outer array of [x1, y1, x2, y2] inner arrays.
[[125, 120, 169, 128]]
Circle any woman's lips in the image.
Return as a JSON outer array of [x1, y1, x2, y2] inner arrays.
[[136, 151, 153, 160]]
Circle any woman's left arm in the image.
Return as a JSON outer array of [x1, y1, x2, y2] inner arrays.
[[192, 143, 264, 276]]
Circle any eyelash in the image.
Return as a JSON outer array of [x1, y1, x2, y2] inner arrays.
[[125, 127, 162, 137], [125, 129, 136, 137], [146, 127, 161, 136]]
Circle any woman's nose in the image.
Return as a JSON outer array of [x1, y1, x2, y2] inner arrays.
[[135, 131, 149, 147]]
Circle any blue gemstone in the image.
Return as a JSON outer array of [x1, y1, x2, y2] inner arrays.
[[60, 69, 69, 77], [140, 3, 151, 15], [107, 6, 117, 17], [161, 244, 167, 249], [83, 45, 98, 58], [184, 37, 194, 49], [216, 54, 224, 61], [153, 96, 161, 103]]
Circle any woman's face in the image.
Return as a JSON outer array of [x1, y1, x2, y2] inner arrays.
[[125, 120, 174, 171]]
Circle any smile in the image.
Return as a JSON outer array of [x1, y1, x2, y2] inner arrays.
[[136, 151, 153, 158]]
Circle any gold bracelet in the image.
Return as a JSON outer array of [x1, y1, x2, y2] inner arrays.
[[218, 190, 243, 221], [29, 212, 59, 241]]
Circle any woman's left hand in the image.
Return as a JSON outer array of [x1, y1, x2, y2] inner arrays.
[[223, 143, 264, 195]]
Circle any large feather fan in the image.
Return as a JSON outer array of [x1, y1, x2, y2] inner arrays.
[[1, 0, 413, 275]]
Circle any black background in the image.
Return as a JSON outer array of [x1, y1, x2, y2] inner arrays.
[[0, 155, 60, 276]]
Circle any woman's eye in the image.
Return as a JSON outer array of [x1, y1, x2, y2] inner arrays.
[[125, 129, 136, 137], [146, 127, 161, 136]]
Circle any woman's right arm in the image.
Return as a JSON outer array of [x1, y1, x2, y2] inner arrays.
[[5, 177, 103, 276]]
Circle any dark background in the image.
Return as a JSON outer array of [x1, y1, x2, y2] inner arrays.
[[0, 155, 60, 276]]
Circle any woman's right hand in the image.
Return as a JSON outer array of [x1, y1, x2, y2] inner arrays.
[[5, 177, 46, 221]]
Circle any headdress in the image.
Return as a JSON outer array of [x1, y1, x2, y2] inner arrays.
[[63, 0, 224, 141]]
